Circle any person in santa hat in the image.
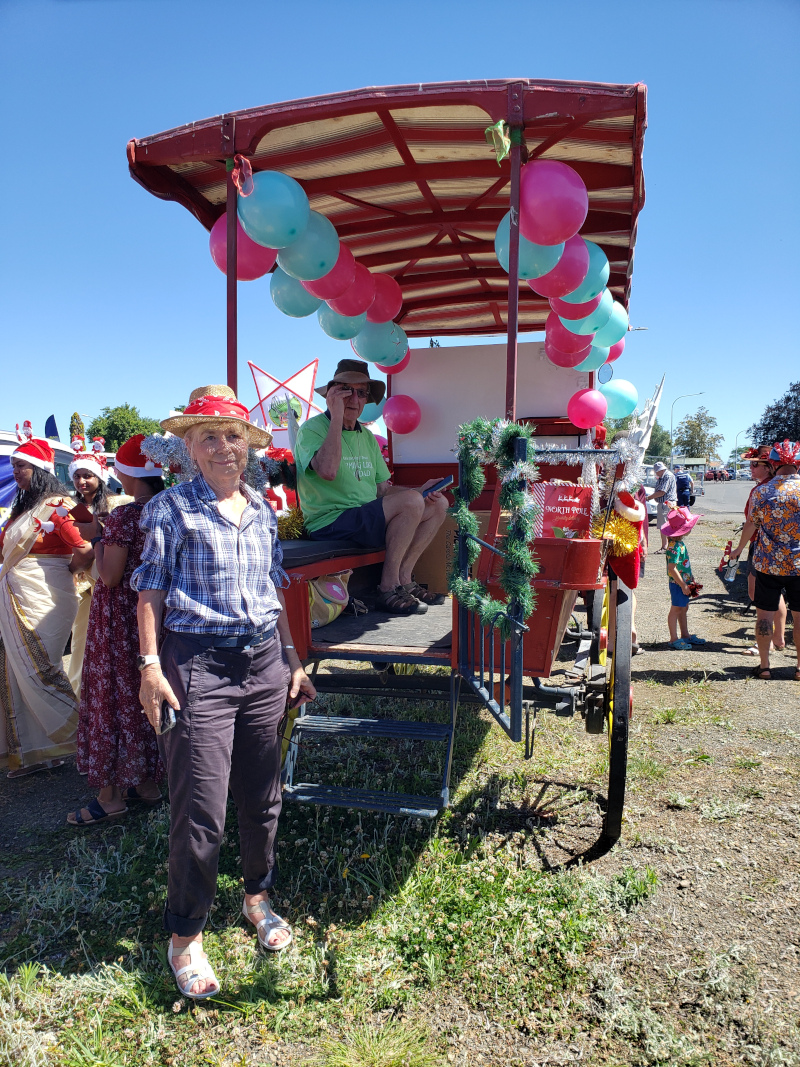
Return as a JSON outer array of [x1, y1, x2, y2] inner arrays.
[[0, 434, 93, 778], [67, 435, 165, 825], [66, 437, 130, 699]]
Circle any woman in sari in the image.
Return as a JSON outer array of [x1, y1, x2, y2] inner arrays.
[[0, 437, 92, 778], [67, 440, 126, 698]]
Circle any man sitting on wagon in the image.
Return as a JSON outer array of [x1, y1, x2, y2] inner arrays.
[[294, 359, 449, 616]]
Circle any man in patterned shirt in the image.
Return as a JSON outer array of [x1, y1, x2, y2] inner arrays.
[[731, 440, 800, 680], [651, 462, 678, 552]]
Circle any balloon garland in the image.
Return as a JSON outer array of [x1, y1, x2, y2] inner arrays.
[[448, 418, 540, 635], [491, 152, 640, 423]]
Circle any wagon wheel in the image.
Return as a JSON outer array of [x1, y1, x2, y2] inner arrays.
[[583, 583, 609, 734], [604, 577, 632, 842], [588, 584, 609, 667]]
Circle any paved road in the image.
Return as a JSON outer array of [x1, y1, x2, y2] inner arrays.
[[694, 479, 751, 515]]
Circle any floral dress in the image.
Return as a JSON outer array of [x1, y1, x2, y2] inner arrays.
[[76, 503, 163, 788]]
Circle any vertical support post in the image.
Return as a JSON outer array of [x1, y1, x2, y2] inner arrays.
[[457, 456, 470, 676], [225, 160, 238, 394], [505, 83, 525, 422], [506, 434, 528, 743]]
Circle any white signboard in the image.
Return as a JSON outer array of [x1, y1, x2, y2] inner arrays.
[[390, 342, 589, 463]]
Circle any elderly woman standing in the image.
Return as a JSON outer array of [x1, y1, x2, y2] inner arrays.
[[132, 385, 316, 1000], [1, 437, 92, 777]]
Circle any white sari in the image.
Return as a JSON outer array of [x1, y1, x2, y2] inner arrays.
[[0, 500, 80, 770]]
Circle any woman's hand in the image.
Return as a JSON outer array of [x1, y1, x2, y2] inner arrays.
[[139, 665, 179, 732]]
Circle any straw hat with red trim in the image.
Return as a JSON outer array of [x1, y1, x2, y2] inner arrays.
[[661, 505, 702, 539], [113, 434, 164, 479], [160, 385, 272, 448], [11, 437, 55, 474]]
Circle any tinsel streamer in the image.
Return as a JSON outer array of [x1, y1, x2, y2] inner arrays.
[[581, 456, 601, 519], [277, 506, 305, 540], [448, 417, 540, 635], [140, 434, 197, 482], [243, 450, 270, 493], [590, 512, 638, 557]]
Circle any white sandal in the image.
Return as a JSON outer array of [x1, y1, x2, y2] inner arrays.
[[167, 940, 220, 1000], [242, 897, 293, 952]]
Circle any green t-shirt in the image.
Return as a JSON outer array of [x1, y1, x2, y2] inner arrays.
[[294, 413, 391, 533], [665, 538, 692, 585]]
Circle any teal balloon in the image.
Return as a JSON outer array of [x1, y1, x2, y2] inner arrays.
[[592, 300, 629, 346], [353, 321, 409, 364], [318, 304, 366, 340], [600, 379, 638, 419], [573, 344, 611, 372], [270, 267, 322, 318], [559, 288, 613, 336], [494, 212, 564, 279], [238, 171, 310, 249], [277, 211, 340, 281], [559, 240, 609, 303], [360, 398, 386, 423]]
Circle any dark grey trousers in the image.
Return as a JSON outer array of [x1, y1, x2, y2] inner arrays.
[[158, 630, 290, 937]]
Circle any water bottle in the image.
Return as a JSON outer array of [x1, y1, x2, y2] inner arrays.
[[724, 558, 739, 582]]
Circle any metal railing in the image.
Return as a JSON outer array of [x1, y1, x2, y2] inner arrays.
[[455, 437, 528, 743]]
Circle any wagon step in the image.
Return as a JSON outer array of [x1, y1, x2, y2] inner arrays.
[[283, 783, 442, 819], [293, 714, 451, 742]]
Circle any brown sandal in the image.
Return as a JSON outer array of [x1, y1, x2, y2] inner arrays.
[[376, 585, 427, 615], [750, 665, 771, 680], [404, 581, 446, 606]]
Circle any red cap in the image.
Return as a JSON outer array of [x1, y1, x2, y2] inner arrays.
[[12, 438, 55, 474], [113, 434, 164, 479]]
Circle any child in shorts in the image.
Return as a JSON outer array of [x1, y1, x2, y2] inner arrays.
[[662, 506, 707, 651]]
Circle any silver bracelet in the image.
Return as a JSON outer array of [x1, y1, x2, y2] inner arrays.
[[283, 644, 295, 650]]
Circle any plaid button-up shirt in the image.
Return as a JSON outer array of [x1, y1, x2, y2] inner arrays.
[[131, 474, 288, 636]]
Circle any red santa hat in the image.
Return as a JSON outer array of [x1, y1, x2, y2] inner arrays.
[[11, 437, 55, 474], [69, 447, 109, 484], [113, 434, 163, 479]]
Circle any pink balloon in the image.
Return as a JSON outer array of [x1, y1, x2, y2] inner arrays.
[[376, 348, 410, 375], [372, 433, 388, 448], [544, 337, 592, 368], [519, 160, 588, 246], [383, 394, 421, 434], [549, 291, 603, 321], [209, 215, 277, 281], [301, 243, 356, 299], [527, 234, 590, 298], [367, 274, 403, 323], [606, 338, 626, 363], [567, 389, 608, 430], [546, 311, 595, 354], [328, 263, 376, 317]]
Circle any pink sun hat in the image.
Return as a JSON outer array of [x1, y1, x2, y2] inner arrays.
[[661, 505, 703, 539]]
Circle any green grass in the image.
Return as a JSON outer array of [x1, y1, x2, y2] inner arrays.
[[0, 692, 660, 1066]]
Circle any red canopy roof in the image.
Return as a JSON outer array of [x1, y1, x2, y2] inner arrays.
[[128, 78, 646, 338]]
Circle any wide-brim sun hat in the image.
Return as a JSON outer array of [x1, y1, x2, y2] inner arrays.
[[160, 385, 272, 448], [315, 359, 386, 406], [661, 505, 702, 539], [768, 440, 800, 466]]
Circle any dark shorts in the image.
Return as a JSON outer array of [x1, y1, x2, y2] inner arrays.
[[308, 496, 386, 548], [753, 569, 800, 613], [669, 581, 691, 607]]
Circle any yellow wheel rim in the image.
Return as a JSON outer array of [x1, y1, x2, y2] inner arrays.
[[598, 584, 610, 667]]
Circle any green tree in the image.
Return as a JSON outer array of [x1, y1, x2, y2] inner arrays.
[[69, 412, 85, 445], [87, 404, 161, 452], [673, 406, 724, 461], [645, 419, 672, 462], [749, 381, 800, 444]]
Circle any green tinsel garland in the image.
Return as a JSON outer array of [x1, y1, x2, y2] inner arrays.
[[448, 418, 540, 635]]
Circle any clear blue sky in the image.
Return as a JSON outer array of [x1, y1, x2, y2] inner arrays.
[[1, 0, 797, 460]]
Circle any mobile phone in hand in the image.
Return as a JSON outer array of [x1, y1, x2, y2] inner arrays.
[[70, 502, 94, 524], [422, 475, 454, 498], [157, 701, 177, 734]]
